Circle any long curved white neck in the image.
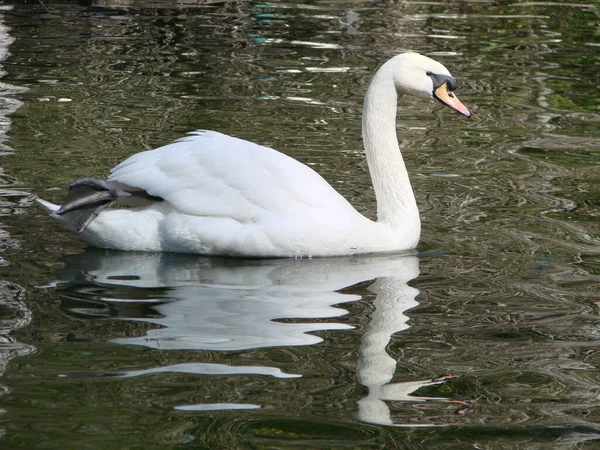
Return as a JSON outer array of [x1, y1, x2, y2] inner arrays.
[[362, 64, 420, 231]]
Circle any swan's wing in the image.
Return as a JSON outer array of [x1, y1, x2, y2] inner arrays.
[[108, 130, 356, 221]]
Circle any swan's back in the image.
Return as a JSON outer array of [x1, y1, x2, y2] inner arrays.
[[109, 130, 358, 222]]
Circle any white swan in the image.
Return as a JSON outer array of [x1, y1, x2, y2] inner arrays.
[[36, 52, 470, 257]]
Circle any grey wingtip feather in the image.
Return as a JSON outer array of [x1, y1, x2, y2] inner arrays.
[[51, 178, 131, 233]]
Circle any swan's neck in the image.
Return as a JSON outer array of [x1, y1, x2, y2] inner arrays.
[[362, 68, 420, 230]]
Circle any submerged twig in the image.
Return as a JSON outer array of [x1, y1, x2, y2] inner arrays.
[[38, 0, 50, 13]]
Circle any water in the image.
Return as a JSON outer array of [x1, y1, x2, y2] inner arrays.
[[0, 0, 599, 448]]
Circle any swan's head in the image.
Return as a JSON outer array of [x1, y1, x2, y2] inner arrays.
[[386, 52, 471, 118]]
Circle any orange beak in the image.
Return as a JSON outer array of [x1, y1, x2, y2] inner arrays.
[[434, 83, 471, 118]]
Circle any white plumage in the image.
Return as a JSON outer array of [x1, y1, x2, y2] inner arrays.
[[37, 52, 470, 257]]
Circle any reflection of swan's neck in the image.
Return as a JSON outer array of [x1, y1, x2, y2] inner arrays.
[[362, 66, 419, 229]]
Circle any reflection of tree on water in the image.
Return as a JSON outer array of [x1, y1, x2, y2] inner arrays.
[[53, 249, 463, 425]]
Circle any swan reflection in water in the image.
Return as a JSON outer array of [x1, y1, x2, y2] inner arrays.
[[51, 249, 465, 425]]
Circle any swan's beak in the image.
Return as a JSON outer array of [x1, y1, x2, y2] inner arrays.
[[433, 83, 471, 118]]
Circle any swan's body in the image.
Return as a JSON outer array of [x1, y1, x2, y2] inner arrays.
[[37, 52, 470, 257]]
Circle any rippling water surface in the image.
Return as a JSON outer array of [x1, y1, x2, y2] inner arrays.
[[0, 0, 599, 448]]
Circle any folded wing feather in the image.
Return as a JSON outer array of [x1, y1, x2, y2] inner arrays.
[[108, 130, 357, 222]]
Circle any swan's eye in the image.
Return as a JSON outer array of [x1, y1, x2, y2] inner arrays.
[[426, 71, 433, 76]]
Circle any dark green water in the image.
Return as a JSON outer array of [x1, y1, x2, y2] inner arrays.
[[0, 0, 599, 448]]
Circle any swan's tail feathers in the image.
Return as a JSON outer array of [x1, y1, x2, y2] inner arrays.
[[36, 198, 60, 214], [38, 178, 131, 233], [36, 197, 77, 232]]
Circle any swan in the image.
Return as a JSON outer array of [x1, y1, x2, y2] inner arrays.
[[36, 52, 470, 257]]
